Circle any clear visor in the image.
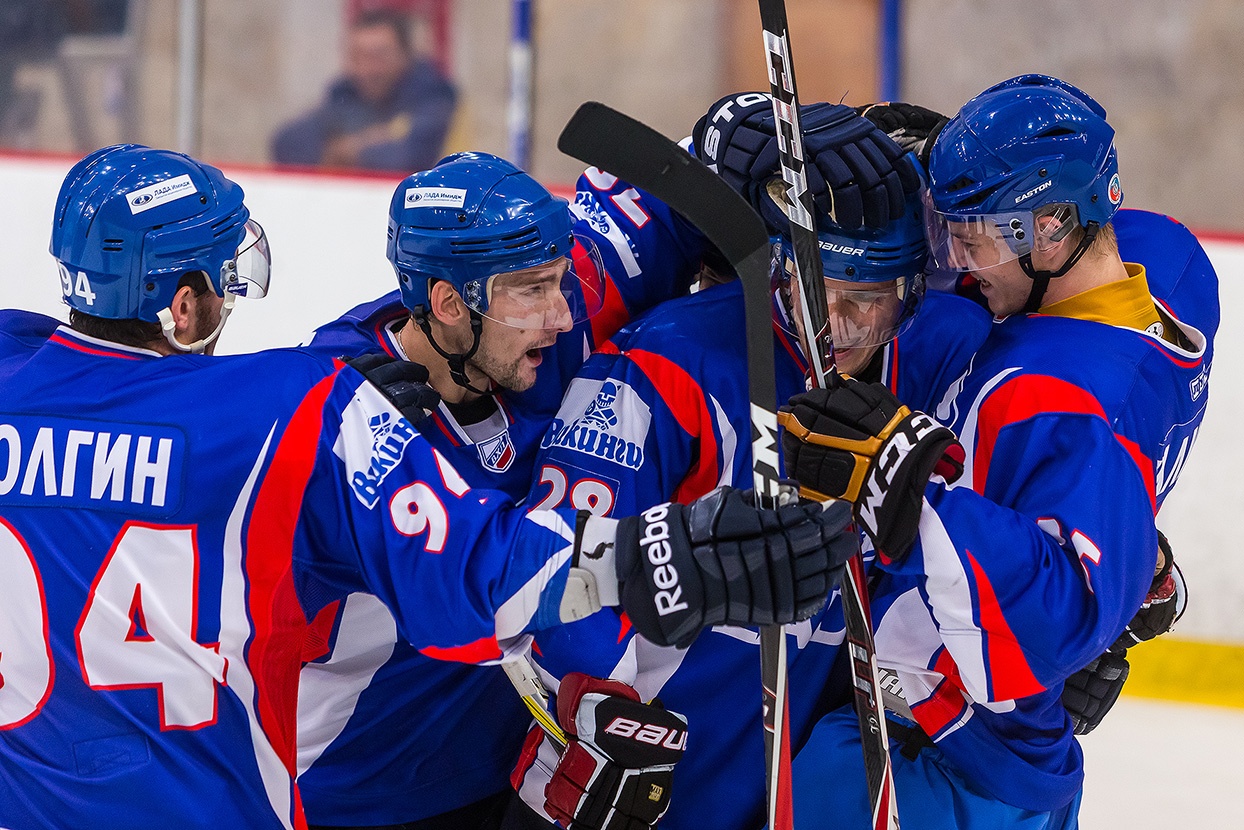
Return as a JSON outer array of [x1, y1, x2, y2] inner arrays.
[[923, 191, 1076, 273], [462, 233, 607, 331], [783, 258, 918, 351], [220, 219, 271, 299]]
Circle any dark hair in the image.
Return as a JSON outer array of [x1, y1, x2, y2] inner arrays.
[[69, 272, 211, 348], [353, 9, 412, 54]]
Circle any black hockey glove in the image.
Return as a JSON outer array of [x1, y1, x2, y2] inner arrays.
[[779, 379, 965, 563], [543, 673, 687, 830], [1061, 650, 1130, 736], [692, 92, 921, 233], [614, 487, 855, 649], [345, 353, 441, 425], [1110, 530, 1184, 652], [856, 102, 949, 171]]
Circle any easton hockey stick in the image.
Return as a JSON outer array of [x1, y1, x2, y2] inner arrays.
[[756, 2, 900, 829], [558, 101, 796, 830]]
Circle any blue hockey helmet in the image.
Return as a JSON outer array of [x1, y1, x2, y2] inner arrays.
[[387, 151, 604, 331], [774, 179, 927, 353], [50, 144, 269, 327], [924, 74, 1122, 276]]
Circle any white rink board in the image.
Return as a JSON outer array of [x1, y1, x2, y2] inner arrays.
[[1, 156, 1240, 644]]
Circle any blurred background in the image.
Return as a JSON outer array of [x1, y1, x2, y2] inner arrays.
[[1, 0, 1242, 231]]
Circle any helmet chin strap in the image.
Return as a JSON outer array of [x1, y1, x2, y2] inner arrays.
[[157, 293, 236, 355], [1017, 221, 1100, 314], [414, 308, 494, 398]]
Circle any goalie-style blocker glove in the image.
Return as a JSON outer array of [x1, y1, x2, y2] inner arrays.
[[542, 673, 687, 830], [692, 92, 922, 233], [344, 353, 441, 425], [608, 487, 856, 649], [779, 378, 964, 563]]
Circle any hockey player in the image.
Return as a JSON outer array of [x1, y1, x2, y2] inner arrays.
[[0, 144, 861, 830], [294, 142, 920, 830], [778, 75, 1215, 829], [507, 182, 999, 830]]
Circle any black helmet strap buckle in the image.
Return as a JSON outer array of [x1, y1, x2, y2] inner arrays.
[[1017, 220, 1100, 314]]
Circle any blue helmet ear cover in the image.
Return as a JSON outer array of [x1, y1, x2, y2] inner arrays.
[[387, 151, 573, 315], [50, 144, 249, 322], [928, 74, 1122, 228]]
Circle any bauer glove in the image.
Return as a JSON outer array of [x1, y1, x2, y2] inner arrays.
[[540, 673, 687, 830], [345, 353, 441, 425], [692, 92, 921, 232], [601, 487, 855, 649], [779, 379, 964, 563]]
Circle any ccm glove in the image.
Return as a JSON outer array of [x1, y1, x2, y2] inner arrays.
[[1061, 650, 1130, 736], [692, 92, 921, 232], [1111, 529, 1184, 652], [345, 353, 441, 425], [614, 487, 855, 649], [779, 379, 965, 563], [856, 102, 949, 170], [543, 673, 687, 830]]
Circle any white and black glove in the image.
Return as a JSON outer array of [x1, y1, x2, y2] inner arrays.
[[345, 353, 441, 425], [1111, 530, 1184, 652], [541, 673, 686, 830], [779, 378, 964, 563], [601, 487, 855, 649]]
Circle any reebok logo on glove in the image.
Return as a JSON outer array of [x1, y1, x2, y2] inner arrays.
[[637, 504, 688, 617]]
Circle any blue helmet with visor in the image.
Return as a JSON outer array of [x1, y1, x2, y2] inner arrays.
[[925, 74, 1122, 311], [50, 144, 269, 352]]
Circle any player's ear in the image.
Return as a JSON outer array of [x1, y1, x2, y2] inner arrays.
[[166, 283, 200, 338], [427, 279, 468, 326]]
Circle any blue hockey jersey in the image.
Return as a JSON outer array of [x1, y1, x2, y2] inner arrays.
[[515, 282, 993, 830], [294, 169, 707, 825], [796, 207, 1218, 819], [0, 314, 602, 830]]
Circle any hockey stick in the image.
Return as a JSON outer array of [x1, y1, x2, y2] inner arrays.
[[558, 101, 795, 830], [756, 3, 900, 829]]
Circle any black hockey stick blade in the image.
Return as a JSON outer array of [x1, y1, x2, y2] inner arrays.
[[559, 100, 794, 821], [557, 101, 784, 501]]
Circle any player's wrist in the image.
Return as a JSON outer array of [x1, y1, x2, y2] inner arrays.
[[561, 514, 620, 623]]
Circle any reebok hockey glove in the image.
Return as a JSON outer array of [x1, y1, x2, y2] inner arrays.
[[345, 353, 441, 425], [856, 102, 949, 171], [542, 673, 687, 830], [1061, 651, 1130, 736], [692, 92, 921, 232], [613, 487, 856, 649], [779, 379, 964, 563]]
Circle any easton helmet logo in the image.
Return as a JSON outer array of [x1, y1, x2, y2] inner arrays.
[[1014, 179, 1053, 204]]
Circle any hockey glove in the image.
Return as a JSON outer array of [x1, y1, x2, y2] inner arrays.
[[856, 102, 949, 171], [345, 353, 441, 425], [1110, 529, 1184, 652], [779, 379, 965, 563], [542, 673, 686, 830], [613, 487, 856, 649], [1061, 650, 1130, 736], [692, 92, 921, 232]]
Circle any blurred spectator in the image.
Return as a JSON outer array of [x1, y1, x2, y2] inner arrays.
[[271, 9, 456, 173]]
